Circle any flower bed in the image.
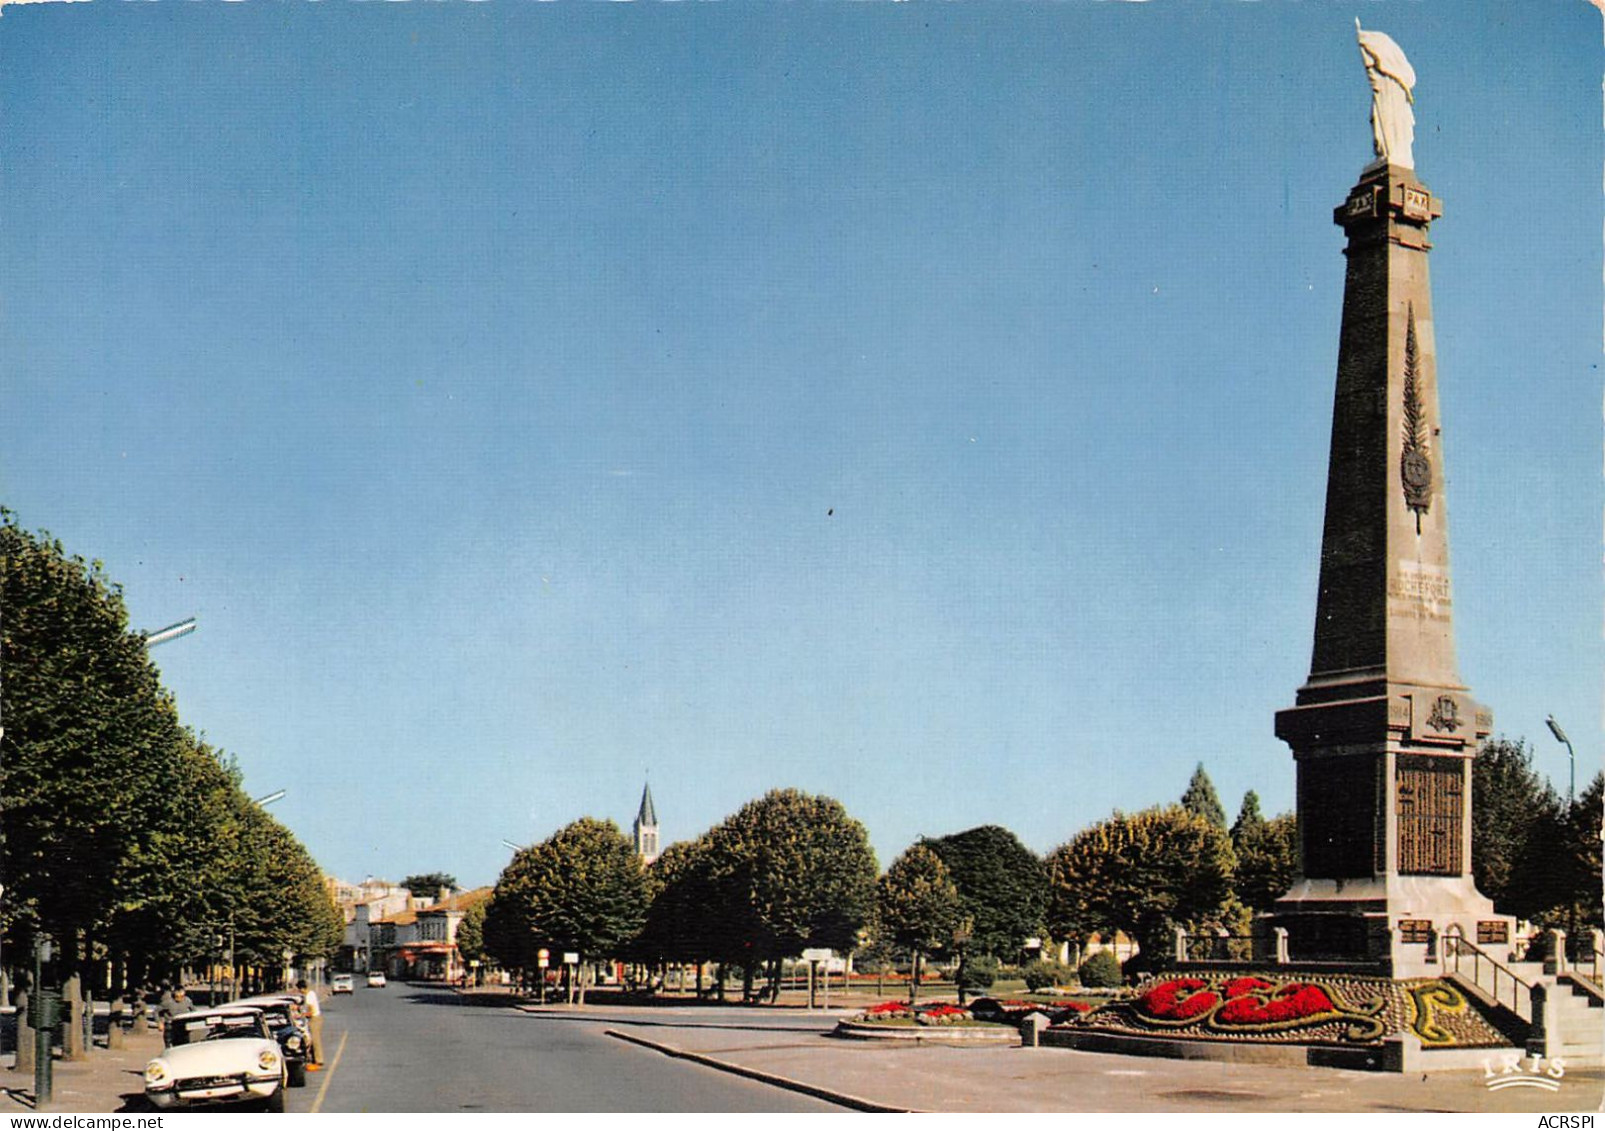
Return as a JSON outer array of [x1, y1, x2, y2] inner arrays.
[[1125, 973, 1384, 1039], [853, 1000, 988, 1026], [1064, 973, 1512, 1048], [860, 1000, 912, 1021]]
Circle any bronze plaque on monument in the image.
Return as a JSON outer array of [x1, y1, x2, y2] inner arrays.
[[1395, 755, 1463, 875]]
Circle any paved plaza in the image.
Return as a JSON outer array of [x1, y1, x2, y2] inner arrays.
[[7, 992, 1600, 1114]]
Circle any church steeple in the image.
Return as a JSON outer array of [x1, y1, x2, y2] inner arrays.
[[632, 783, 660, 864]]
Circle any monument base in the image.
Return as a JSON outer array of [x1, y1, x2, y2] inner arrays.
[[1267, 876, 1515, 977]]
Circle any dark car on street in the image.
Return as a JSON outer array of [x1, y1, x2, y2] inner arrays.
[[230, 994, 311, 1088]]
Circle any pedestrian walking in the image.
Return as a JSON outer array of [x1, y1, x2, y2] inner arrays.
[[298, 979, 324, 1068], [158, 984, 192, 1024]]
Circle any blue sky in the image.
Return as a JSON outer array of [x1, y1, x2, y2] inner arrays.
[[2, 1, 1599, 889]]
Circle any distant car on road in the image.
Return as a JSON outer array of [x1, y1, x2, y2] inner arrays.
[[366, 971, 387, 988], [144, 1006, 287, 1112], [330, 973, 355, 995]]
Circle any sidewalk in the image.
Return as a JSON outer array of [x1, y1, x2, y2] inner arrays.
[[16, 995, 1604, 1113], [1, 1026, 159, 1114], [522, 1001, 1605, 1114]]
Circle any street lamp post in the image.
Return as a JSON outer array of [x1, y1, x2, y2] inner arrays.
[[143, 619, 197, 649], [1546, 715, 1576, 806], [33, 935, 53, 1109]]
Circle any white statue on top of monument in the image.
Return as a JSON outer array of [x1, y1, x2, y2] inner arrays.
[[1355, 20, 1416, 170]]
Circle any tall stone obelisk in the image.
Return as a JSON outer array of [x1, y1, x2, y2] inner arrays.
[[1271, 26, 1510, 973]]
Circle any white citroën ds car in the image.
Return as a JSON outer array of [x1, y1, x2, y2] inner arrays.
[[144, 1006, 287, 1112]]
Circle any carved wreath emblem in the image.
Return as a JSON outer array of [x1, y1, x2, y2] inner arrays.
[[1426, 695, 1461, 734], [1400, 305, 1433, 532]]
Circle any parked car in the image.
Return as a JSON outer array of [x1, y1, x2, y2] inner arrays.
[[330, 973, 355, 995], [366, 971, 387, 988], [144, 1006, 286, 1112], [230, 994, 311, 1088]]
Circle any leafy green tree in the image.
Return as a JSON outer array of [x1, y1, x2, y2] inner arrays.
[[1046, 806, 1235, 969], [487, 817, 648, 1003], [1553, 773, 1604, 936], [955, 954, 999, 994], [637, 837, 720, 971], [701, 789, 877, 999], [921, 825, 1048, 960], [876, 844, 961, 1003], [1, 516, 190, 972], [481, 891, 533, 978], [1228, 792, 1298, 914], [1022, 958, 1075, 991], [402, 873, 458, 898], [1472, 738, 1568, 922], [1233, 813, 1298, 915], [455, 900, 488, 976], [1, 514, 341, 991], [1230, 791, 1265, 841], [103, 735, 234, 983], [1181, 764, 1228, 829], [1078, 950, 1123, 988]]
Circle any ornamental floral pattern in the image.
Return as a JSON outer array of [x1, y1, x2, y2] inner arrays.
[[1400, 303, 1433, 532], [1066, 974, 1512, 1049], [1129, 975, 1387, 1041]]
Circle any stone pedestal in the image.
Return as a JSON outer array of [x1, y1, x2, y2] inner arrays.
[[1271, 164, 1512, 972]]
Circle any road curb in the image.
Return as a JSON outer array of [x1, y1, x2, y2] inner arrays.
[[602, 1028, 915, 1113]]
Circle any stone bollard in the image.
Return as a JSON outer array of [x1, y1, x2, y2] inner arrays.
[[63, 976, 85, 1061], [1020, 1012, 1051, 1048], [1548, 929, 1568, 976], [108, 999, 125, 1050], [1273, 927, 1290, 965], [14, 990, 33, 1074], [1173, 927, 1188, 965], [1526, 982, 1553, 1059]]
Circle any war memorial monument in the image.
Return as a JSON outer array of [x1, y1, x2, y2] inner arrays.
[[1268, 23, 1509, 971], [1042, 27, 1603, 1072]]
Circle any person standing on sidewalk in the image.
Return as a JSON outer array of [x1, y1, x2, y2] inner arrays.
[[298, 980, 324, 1069]]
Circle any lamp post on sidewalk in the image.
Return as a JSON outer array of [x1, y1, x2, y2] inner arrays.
[[32, 934, 53, 1109], [143, 618, 197, 649], [1546, 715, 1575, 806]]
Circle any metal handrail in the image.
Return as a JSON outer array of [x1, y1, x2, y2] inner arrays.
[[1443, 934, 1532, 1021]]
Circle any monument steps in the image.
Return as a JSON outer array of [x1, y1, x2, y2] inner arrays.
[[1442, 974, 1531, 1048], [1548, 981, 1603, 1063]]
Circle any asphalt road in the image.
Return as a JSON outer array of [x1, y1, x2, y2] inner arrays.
[[295, 985, 846, 1113]]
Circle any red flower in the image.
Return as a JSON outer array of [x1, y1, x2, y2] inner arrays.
[[1222, 976, 1274, 1000], [864, 1001, 909, 1017], [1216, 983, 1336, 1026], [1138, 978, 1218, 1021]]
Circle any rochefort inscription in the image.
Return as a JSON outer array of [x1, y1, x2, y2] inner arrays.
[[1387, 561, 1452, 621]]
